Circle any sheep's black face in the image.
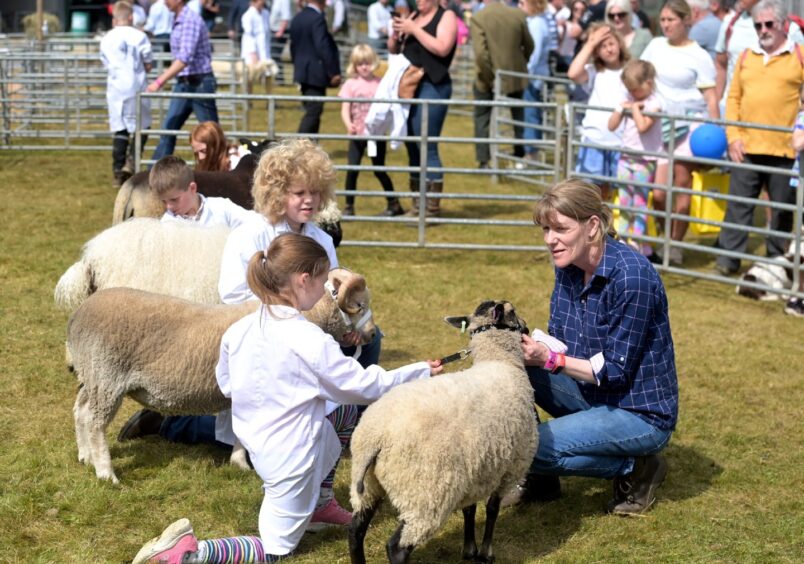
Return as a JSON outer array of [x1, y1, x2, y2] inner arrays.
[[471, 301, 529, 335]]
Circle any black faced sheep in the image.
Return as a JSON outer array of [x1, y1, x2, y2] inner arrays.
[[68, 269, 376, 484], [348, 300, 537, 564]]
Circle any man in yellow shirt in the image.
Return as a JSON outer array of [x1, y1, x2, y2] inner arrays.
[[715, 0, 803, 275]]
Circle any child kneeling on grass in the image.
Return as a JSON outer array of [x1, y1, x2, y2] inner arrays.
[[133, 233, 443, 564]]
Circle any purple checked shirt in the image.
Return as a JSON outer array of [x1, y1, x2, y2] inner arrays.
[[170, 5, 213, 76]]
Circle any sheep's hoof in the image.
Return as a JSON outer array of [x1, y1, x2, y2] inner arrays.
[[95, 469, 120, 485], [229, 450, 251, 471]]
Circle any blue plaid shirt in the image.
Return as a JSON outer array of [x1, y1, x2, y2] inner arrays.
[[170, 5, 212, 76], [548, 236, 678, 430]]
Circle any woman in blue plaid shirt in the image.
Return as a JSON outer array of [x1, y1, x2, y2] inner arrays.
[[506, 178, 678, 516]]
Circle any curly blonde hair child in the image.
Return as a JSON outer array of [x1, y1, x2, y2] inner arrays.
[[251, 138, 337, 224]]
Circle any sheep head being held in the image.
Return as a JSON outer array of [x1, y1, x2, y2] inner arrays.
[[445, 300, 529, 365], [303, 268, 376, 345]]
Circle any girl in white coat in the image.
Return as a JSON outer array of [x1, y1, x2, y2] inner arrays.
[[133, 233, 443, 564]]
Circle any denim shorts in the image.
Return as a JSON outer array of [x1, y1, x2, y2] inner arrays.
[[576, 144, 620, 180]]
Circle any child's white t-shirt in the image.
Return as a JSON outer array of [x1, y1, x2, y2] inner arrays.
[[160, 194, 256, 228], [580, 64, 626, 146], [216, 304, 429, 554], [640, 37, 715, 121], [100, 25, 153, 132]]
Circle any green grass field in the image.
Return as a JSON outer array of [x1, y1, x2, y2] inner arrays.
[[1, 91, 803, 563]]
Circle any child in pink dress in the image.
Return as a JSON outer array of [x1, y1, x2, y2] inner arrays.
[[338, 44, 404, 217], [608, 59, 663, 258]]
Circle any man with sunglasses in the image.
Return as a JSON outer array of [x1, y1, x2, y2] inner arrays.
[[715, 0, 804, 277]]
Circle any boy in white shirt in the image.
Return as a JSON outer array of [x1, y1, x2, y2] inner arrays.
[[150, 155, 255, 228], [100, 1, 153, 188]]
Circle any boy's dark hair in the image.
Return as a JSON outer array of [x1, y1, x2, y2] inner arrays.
[[149, 155, 194, 198], [621, 59, 656, 91]]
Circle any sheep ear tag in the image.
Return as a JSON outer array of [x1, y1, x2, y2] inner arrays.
[[444, 316, 469, 331]]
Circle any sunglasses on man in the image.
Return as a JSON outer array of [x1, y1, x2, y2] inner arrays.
[[753, 20, 776, 31], [608, 11, 628, 20]]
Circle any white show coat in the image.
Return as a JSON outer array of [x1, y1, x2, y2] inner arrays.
[[241, 5, 272, 63], [218, 214, 339, 306], [160, 194, 257, 228], [100, 25, 153, 132], [216, 305, 430, 554], [364, 53, 411, 150], [144, 0, 174, 35]]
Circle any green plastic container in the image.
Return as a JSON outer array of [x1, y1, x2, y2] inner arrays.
[[71, 11, 89, 33]]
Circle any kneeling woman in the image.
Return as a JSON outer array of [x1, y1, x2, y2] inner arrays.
[[515, 178, 678, 515]]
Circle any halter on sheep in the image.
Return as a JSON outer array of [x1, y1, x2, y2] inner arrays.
[[348, 300, 535, 564]]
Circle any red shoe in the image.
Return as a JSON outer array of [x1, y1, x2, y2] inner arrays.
[[132, 518, 198, 564], [307, 498, 352, 532]]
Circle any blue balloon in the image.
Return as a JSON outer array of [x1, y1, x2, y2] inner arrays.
[[689, 124, 728, 160]]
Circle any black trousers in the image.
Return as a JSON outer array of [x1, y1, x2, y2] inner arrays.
[[344, 139, 396, 206], [112, 130, 147, 172], [473, 86, 525, 164], [298, 84, 327, 135], [716, 153, 796, 270]]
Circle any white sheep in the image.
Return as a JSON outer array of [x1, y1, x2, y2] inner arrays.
[[348, 300, 537, 564], [55, 218, 230, 311], [68, 270, 376, 485]]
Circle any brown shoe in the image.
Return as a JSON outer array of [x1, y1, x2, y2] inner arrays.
[[117, 409, 165, 442], [378, 198, 405, 217], [607, 454, 667, 515]]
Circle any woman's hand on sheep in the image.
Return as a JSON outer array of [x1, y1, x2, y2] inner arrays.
[[521, 334, 551, 368], [427, 359, 443, 376]]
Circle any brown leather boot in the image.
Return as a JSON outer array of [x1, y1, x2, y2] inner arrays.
[[405, 178, 421, 216], [425, 180, 443, 217]]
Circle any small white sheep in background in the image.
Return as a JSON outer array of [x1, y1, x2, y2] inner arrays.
[[67, 269, 376, 484], [348, 300, 537, 564]]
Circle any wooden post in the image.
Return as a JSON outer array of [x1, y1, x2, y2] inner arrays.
[[36, 0, 44, 41]]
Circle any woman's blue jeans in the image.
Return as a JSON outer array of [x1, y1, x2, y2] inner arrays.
[[405, 78, 452, 182], [522, 83, 543, 157], [527, 367, 672, 479]]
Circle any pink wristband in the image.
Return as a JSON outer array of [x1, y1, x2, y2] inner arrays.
[[154, 77, 164, 88], [544, 350, 558, 371]]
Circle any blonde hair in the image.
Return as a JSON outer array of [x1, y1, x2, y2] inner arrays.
[[251, 138, 337, 224], [586, 22, 631, 70], [112, 1, 133, 22], [246, 233, 331, 308], [661, 0, 691, 21], [347, 44, 379, 77], [621, 59, 656, 91], [533, 178, 616, 244], [149, 155, 193, 198]]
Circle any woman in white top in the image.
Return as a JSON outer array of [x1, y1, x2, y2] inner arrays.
[[640, 0, 718, 265], [241, 0, 272, 65], [132, 233, 442, 564]]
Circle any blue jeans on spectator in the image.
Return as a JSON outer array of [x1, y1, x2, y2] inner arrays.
[[405, 78, 452, 182], [523, 83, 543, 157], [159, 327, 384, 444], [526, 367, 672, 479], [152, 73, 219, 161]]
